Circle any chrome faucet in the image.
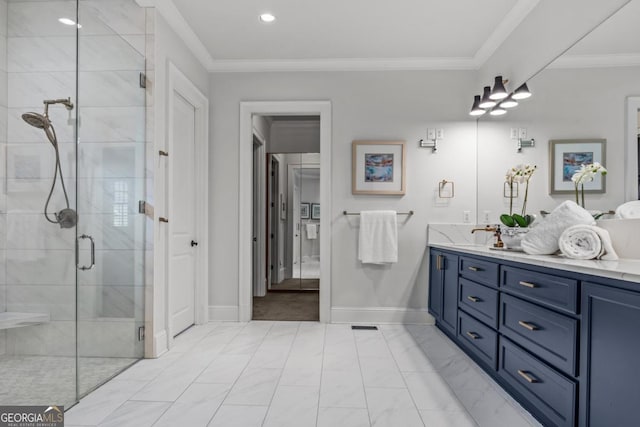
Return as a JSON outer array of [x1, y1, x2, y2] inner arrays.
[[471, 225, 504, 248]]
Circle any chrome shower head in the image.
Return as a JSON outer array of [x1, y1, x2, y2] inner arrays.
[[21, 112, 51, 130]]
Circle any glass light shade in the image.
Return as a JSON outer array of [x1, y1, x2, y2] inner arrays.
[[500, 95, 518, 109], [478, 86, 497, 109], [512, 83, 532, 100], [259, 13, 276, 22], [490, 107, 507, 116], [469, 95, 486, 116], [489, 75, 508, 100]]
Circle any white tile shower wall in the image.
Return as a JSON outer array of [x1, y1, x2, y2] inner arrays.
[[4, 0, 146, 358]]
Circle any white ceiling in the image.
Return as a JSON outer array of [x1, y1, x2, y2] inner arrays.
[[161, 0, 639, 72]]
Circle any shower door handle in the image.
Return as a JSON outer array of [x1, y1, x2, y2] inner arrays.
[[77, 234, 96, 271]]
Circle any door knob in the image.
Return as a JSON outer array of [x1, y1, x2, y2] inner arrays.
[[191, 240, 198, 247]]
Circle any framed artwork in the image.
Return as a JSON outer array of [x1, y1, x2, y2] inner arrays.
[[549, 139, 606, 194], [352, 140, 406, 195], [300, 203, 310, 219], [311, 203, 320, 220]]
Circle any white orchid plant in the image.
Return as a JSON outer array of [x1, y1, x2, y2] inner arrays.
[[571, 162, 607, 208], [501, 164, 537, 228]]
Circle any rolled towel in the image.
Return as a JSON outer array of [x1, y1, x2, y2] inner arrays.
[[559, 225, 618, 260], [521, 201, 595, 255]]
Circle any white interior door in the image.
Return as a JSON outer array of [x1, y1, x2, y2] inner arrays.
[[169, 93, 197, 336]]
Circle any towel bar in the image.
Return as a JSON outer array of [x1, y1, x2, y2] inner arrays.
[[343, 210, 414, 216]]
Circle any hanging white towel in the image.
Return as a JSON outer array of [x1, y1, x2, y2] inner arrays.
[[306, 223, 317, 239], [358, 210, 398, 264], [559, 225, 618, 260]]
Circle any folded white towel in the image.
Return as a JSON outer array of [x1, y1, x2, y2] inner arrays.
[[306, 223, 317, 240], [615, 200, 640, 219], [358, 210, 398, 264], [521, 201, 595, 255], [559, 225, 618, 260]]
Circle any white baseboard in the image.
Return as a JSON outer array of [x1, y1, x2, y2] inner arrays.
[[152, 330, 168, 358], [209, 305, 239, 321], [331, 306, 434, 325]]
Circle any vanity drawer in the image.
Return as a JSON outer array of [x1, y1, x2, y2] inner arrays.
[[501, 266, 578, 314], [459, 278, 498, 328], [500, 294, 578, 376], [459, 256, 499, 288], [458, 310, 497, 370], [498, 337, 576, 427]]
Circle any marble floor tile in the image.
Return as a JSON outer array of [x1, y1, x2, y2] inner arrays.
[[317, 407, 371, 427], [319, 369, 367, 408], [365, 387, 424, 427], [359, 356, 406, 388], [403, 371, 465, 411], [207, 405, 268, 427], [263, 385, 319, 427], [195, 354, 251, 384], [152, 383, 230, 427], [63, 323, 539, 427], [419, 409, 478, 427], [223, 368, 281, 405], [97, 400, 170, 427]]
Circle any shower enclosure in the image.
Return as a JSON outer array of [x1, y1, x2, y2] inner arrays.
[[0, 0, 147, 408]]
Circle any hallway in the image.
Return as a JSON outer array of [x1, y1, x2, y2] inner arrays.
[[65, 322, 540, 427]]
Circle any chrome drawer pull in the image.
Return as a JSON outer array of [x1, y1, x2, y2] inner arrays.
[[519, 281, 537, 288], [466, 331, 480, 340], [518, 320, 538, 331], [517, 369, 538, 383], [467, 296, 481, 303], [468, 266, 482, 272]]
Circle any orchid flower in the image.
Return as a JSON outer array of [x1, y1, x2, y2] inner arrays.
[[571, 162, 607, 207]]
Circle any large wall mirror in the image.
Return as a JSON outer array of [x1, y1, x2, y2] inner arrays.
[[476, 0, 640, 225]]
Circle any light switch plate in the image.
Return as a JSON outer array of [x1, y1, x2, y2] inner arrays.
[[510, 128, 518, 139], [427, 128, 436, 140], [436, 128, 444, 139]]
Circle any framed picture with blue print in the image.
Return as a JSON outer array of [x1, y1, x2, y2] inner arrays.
[[352, 140, 406, 195]]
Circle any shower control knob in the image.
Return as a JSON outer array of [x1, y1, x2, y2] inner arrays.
[[191, 240, 198, 247]]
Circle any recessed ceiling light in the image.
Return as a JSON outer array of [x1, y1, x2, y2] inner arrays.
[[58, 18, 81, 28], [259, 13, 276, 23]]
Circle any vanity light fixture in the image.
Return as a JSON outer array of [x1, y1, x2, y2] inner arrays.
[[478, 86, 497, 109], [499, 95, 518, 109], [489, 76, 509, 100], [489, 106, 507, 116], [512, 83, 532, 100], [58, 18, 81, 28], [469, 95, 486, 116], [259, 13, 276, 23]]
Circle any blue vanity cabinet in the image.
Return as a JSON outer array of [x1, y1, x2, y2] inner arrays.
[[580, 281, 640, 427], [428, 249, 459, 337]]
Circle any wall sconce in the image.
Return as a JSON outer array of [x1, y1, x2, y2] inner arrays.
[[469, 77, 532, 117]]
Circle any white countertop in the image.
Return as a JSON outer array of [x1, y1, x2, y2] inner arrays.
[[429, 242, 640, 284]]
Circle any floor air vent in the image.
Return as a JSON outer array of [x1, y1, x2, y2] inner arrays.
[[351, 325, 378, 330]]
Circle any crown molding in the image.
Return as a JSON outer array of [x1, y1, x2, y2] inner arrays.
[[548, 54, 640, 69], [207, 57, 478, 73], [135, 0, 215, 70]]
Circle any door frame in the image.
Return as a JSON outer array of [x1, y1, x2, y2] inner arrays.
[[164, 62, 209, 346], [252, 131, 267, 297], [626, 96, 640, 201], [239, 101, 332, 322]]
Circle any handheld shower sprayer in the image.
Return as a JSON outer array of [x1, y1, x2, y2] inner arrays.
[[21, 97, 78, 229]]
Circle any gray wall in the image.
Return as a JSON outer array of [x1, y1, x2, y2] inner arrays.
[[209, 71, 478, 318]]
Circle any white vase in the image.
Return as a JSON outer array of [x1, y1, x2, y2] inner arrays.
[[501, 227, 529, 250]]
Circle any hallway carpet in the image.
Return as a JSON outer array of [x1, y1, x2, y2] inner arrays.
[[253, 291, 319, 321]]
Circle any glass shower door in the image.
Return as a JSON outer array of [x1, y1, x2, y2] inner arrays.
[[75, 0, 146, 396]]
